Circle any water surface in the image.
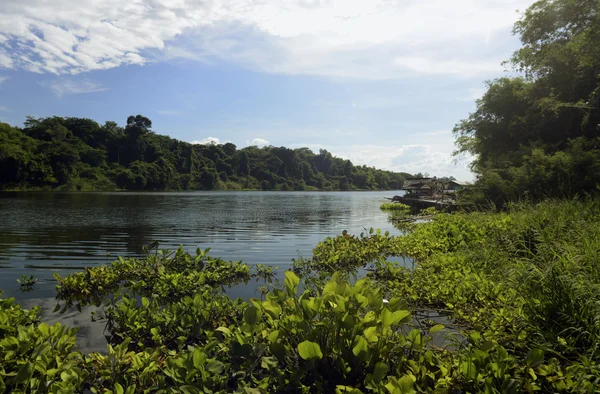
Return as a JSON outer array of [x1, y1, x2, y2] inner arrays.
[[0, 191, 403, 351]]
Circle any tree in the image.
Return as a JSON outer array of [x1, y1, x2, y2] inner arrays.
[[125, 115, 152, 140], [453, 0, 600, 203], [0, 115, 410, 191]]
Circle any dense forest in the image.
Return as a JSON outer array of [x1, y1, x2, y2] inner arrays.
[[454, 0, 600, 204], [0, 116, 410, 191]]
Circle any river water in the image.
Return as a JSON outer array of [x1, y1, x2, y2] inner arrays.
[[0, 191, 404, 351]]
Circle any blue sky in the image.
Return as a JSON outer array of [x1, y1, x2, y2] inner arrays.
[[0, 0, 535, 180]]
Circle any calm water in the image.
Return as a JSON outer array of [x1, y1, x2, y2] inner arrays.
[[0, 191, 404, 297], [0, 191, 404, 350]]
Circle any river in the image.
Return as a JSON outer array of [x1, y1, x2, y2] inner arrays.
[[0, 191, 404, 351]]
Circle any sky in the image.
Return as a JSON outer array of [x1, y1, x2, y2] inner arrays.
[[0, 0, 536, 181]]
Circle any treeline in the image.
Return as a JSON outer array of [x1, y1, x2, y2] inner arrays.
[[454, 0, 600, 204], [0, 115, 409, 191]]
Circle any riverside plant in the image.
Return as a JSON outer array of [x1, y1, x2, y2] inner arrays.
[[379, 203, 411, 212], [1, 199, 600, 392]]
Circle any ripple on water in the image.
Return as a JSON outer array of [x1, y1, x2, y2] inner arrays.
[[0, 190, 405, 352]]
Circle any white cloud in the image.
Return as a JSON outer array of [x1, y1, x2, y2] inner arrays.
[[191, 137, 221, 145], [42, 78, 108, 97], [0, 106, 9, 111], [289, 128, 474, 180], [157, 109, 183, 116], [0, 75, 8, 84], [332, 143, 474, 181], [0, 0, 533, 78], [248, 138, 270, 147]]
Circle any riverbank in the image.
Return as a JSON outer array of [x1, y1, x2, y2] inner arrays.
[[1, 199, 598, 391]]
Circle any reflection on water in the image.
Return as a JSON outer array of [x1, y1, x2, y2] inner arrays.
[[0, 191, 403, 352]]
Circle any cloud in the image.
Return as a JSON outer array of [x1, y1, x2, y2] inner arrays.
[[42, 78, 108, 97], [0, 0, 533, 78], [191, 137, 221, 145], [248, 138, 270, 147], [157, 109, 183, 116], [332, 143, 475, 181], [0, 75, 8, 84], [0, 106, 9, 111]]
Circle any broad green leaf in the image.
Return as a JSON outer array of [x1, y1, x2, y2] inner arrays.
[[398, 375, 415, 393], [352, 336, 369, 362], [460, 361, 478, 380], [268, 330, 280, 344], [180, 386, 201, 394], [373, 362, 389, 383], [382, 308, 409, 328], [114, 383, 124, 394], [270, 343, 286, 361], [244, 306, 261, 326], [336, 386, 363, 394], [297, 340, 323, 360], [430, 324, 444, 334], [207, 360, 225, 374], [284, 271, 300, 295], [364, 326, 379, 342], [526, 349, 544, 368], [14, 362, 33, 385], [37, 322, 50, 337], [393, 310, 411, 325], [215, 327, 232, 336], [262, 301, 282, 318]]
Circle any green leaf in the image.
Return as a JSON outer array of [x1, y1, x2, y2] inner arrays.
[[270, 343, 286, 361], [141, 297, 149, 308], [460, 361, 478, 380], [37, 322, 50, 337], [393, 310, 411, 325], [336, 386, 363, 394], [373, 362, 389, 383], [430, 324, 444, 334], [14, 362, 33, 385], [364, 326, 379, 342], [382, 308, 410, 328], [215, 327, 232, 336], [206, 360, 225, 374], [244, 306, 261, 326], [114, 383, 124, 394], [526, 349, 544, 368], [297, 340, 323, 360], [352, 336, 369, 362], [284, 271, 300, 295], [398, 375, 415, 393], [262, 301, 282, 318], [180, 386, 201, 394]]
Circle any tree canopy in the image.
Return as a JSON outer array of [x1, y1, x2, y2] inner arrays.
[[454, 0, 600, 204], [0, 116, 410, 191]]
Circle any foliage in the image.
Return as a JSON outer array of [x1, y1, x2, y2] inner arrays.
[[379, 203, 410, 212], [3, 199, 600, 391], [454, 0, 600, 204], [54, 246, 254, 308], [0, 117, 409, 191], [16, 275, 37, 292]]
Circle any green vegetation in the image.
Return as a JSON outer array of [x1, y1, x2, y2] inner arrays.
[[2, 0, 600, 391], [454, 0, 600, 205], [2, 199, 599, 392], [16, 275, 37, 292], [379, 203, 410, 211], [0, 115, 408, 191]]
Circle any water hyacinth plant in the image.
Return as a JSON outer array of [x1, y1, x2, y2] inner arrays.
[[1, 199, 600, 392]]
